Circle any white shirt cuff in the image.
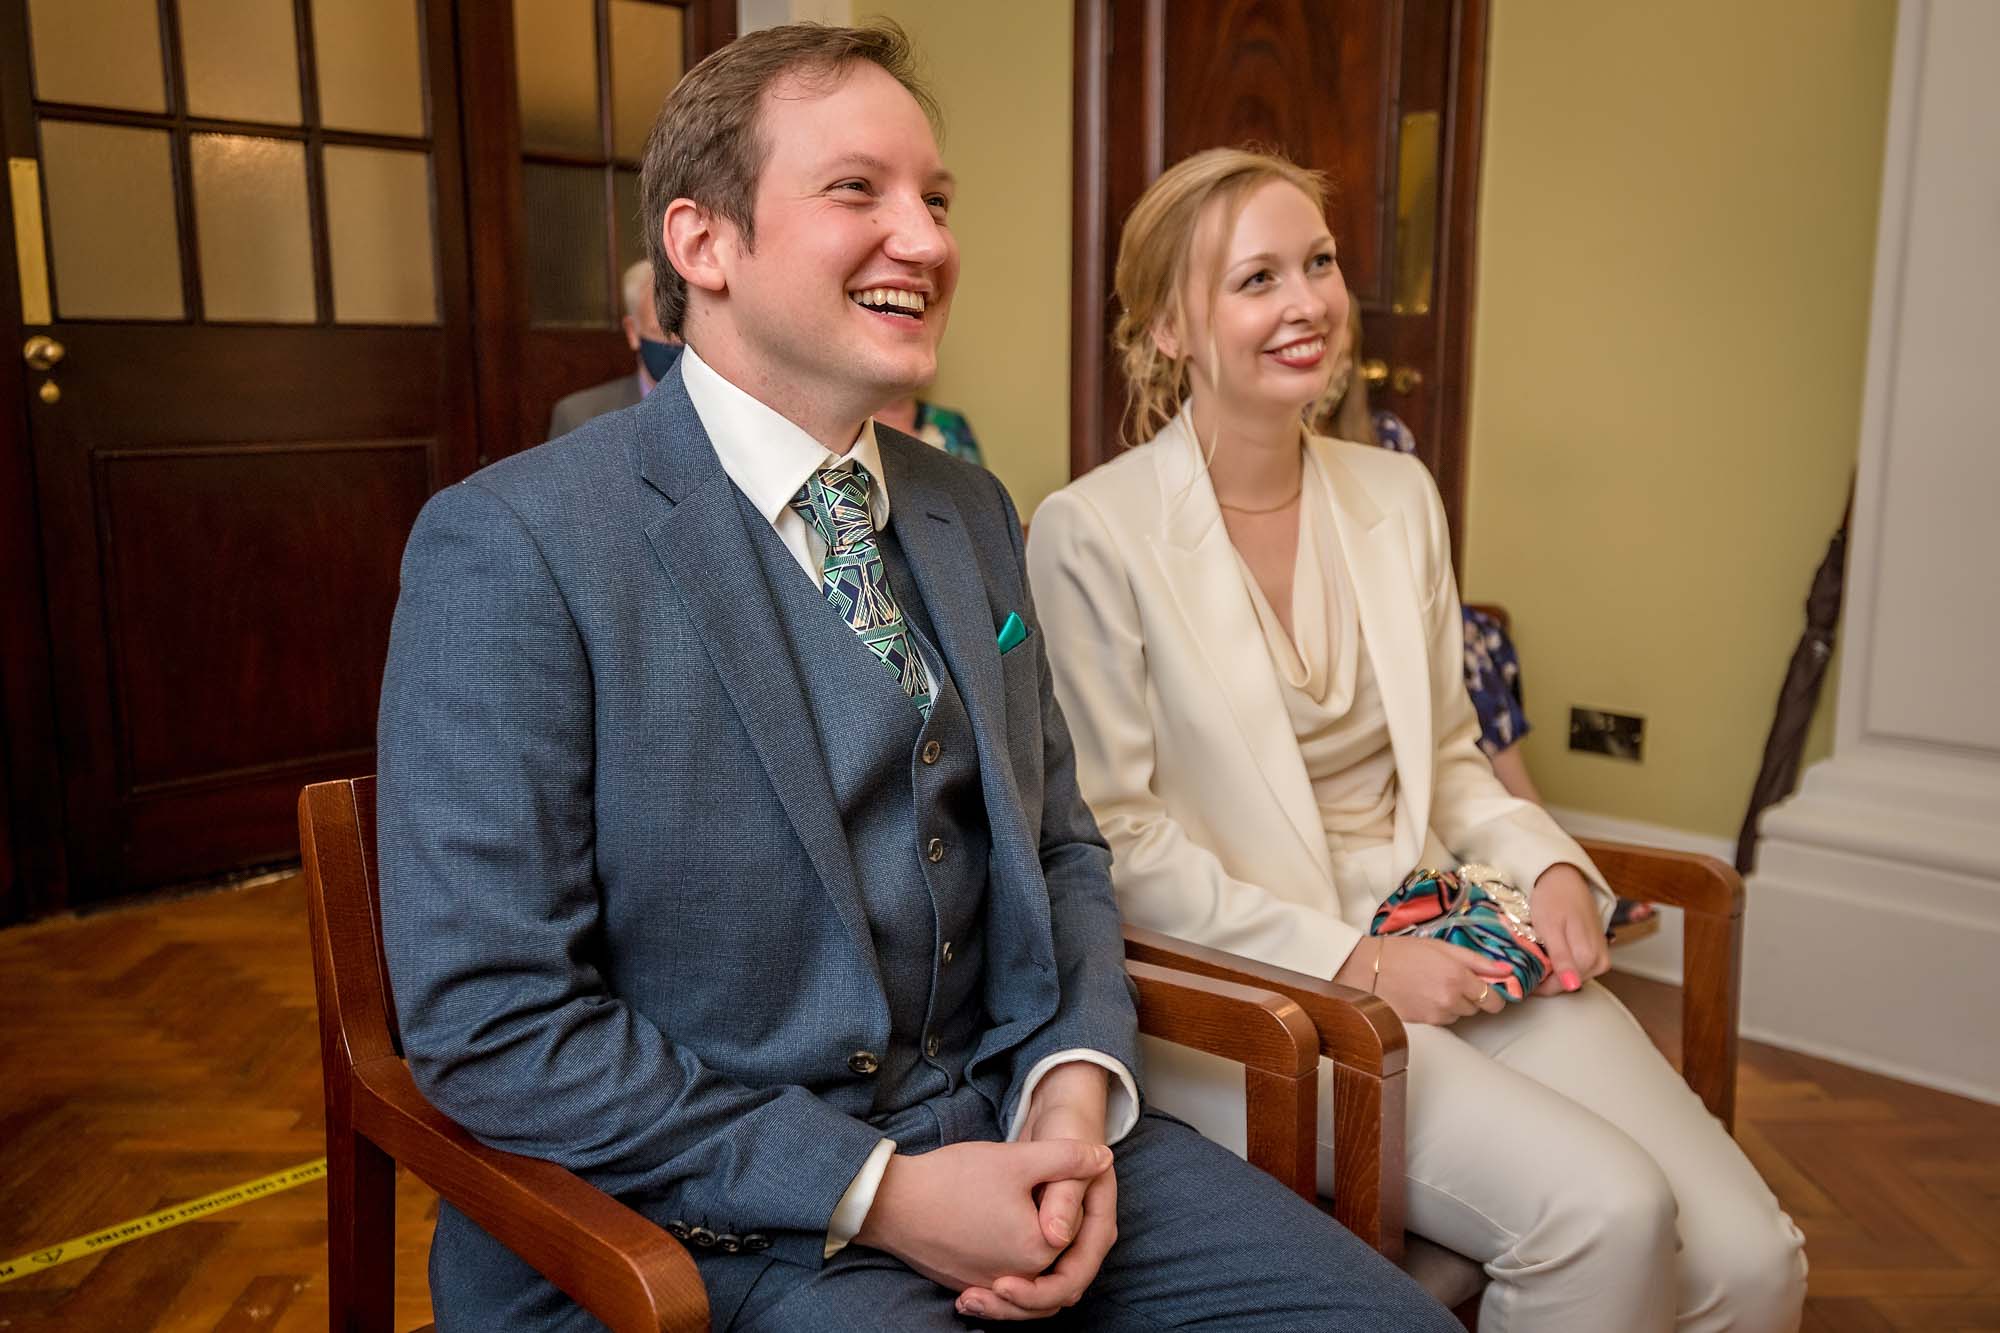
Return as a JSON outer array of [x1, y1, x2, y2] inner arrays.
[[823, 1137, 897, 1259], [1005, 1050, 1141, 1145]]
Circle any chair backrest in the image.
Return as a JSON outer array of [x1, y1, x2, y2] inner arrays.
[[299, 777, 402, 1083]]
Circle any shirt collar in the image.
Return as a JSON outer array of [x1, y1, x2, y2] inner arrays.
[[679, 344, 891, 530]]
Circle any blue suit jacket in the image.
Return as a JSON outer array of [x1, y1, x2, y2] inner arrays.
[[376, 365, 1140, 1282]]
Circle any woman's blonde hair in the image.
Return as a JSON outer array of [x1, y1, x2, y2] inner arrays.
[[1111, 146, 1329, 448]]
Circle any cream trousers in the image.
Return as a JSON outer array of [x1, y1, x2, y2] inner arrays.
[[1141, 848, 1806, 1331]]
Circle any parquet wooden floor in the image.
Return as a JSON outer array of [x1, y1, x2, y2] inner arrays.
[[2, 877, 1996, 1330]]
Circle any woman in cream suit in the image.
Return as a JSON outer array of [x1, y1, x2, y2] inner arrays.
[[1026, 148, 1805, 1332]]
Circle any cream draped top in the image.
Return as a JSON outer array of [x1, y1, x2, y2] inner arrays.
[[1232, 447, 1401, 858]]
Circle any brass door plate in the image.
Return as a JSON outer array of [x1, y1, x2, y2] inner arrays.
[[9, 158, 52, 327]]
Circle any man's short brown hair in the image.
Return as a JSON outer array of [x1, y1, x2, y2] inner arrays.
[[640, 20, 940, 337]]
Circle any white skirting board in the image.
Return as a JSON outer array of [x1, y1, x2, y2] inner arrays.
[[1549, 805, 2000, 1108]]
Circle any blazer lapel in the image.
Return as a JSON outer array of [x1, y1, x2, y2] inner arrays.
[[636, 376, 882, 982], [875, 439, 1026, 824], [1150, 416, 1334, 887], [1310, 442, 1435, 869]]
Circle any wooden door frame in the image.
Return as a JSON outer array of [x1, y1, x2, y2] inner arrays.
[[0, 0, 71, 922], [460, 0, 736, 464], [1068, 0, 1491, 554], [0, 0, 484, 919]]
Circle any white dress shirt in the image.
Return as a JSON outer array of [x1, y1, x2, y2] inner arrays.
[[677, 346, 1138, 1258]]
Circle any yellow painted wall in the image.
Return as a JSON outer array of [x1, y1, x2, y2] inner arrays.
[[867, 0, 1893, 839], [1462, 0, 1894, 836], [862, 0, 1075, 514]]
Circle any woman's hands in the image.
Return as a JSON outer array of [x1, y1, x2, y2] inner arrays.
[[1529, 863, 1610, 995], [1336, 935, 1512, 1025]]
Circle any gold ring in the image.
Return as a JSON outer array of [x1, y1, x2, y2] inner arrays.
[[1476, 984, 1492, 1003]]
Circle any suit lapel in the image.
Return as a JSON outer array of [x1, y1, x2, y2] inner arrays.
[[875, 438, 1023, 820], [636, 375, 881, 982], [1150, 417, 1334, 886], [1309, 441, 1435, 868]]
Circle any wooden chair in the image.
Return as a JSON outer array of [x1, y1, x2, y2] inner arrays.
[[299, 776, 1331, 1332], [1126, 839, 1745, 1320]]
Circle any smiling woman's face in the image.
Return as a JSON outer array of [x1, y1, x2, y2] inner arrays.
[[1170, 179, 1347, 426]]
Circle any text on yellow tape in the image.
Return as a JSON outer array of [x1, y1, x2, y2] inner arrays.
[[0, 1158, 328, 1285]]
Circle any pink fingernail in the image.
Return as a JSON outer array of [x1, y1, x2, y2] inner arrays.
[[1561, 970, 1581, 991]]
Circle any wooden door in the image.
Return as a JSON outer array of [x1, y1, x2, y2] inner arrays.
[[460, 0, 734, 461], [0, 0, 477, 909], [1071, 0, 1488, 545]]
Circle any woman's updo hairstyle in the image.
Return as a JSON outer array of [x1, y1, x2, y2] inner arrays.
[[1111, 146, 1329, 448]]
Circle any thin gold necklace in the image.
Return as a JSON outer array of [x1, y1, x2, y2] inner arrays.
[[1218, 486, 1302, 515]]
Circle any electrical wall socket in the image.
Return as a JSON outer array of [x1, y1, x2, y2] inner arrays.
[[1568, 707, 1645, 761]]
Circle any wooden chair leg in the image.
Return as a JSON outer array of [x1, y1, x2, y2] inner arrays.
[[326, 1121, 396, 1333], [1680, 907, 1743, 1130]]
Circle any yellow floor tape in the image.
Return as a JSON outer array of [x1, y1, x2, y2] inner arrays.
[[0, 1157, 328, 1285]]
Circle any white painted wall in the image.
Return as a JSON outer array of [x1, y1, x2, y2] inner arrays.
[[1747, 0, 2000, 1105]]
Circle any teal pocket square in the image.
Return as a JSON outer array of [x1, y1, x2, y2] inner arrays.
[[996, 612, 1027, 654]]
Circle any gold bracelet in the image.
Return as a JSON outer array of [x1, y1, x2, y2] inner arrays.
[[1369, 938, 1384, 995]]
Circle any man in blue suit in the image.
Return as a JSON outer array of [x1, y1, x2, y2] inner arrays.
[[377, 20, 1451, 1332]]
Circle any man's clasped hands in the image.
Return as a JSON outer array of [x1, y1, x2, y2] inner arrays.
[[855, 1062, 1117, 1322]]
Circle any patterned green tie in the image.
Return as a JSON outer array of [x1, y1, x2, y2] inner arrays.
[[789, 460, 934, 718]]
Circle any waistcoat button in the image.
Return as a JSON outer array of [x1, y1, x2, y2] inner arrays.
[[848, 1050, 880, 1075], [926, 837, 945, 863], [921, 739, 942, 764], [925, 1034, 941, 1058], [941, 940, 954, 965]]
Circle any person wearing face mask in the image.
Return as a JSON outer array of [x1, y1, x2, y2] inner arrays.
[[1026, 147, 1805, 1333], [546, 259, 685, 440]]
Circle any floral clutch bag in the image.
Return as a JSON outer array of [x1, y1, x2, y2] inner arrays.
[[1367, 864, 1551, 1002]]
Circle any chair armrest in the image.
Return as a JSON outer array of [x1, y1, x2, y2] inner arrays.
[[351, 1057, 708, 1333], [1129, 960, 1321, 1200], [1123, 926, 1407, 1258], [1576, 838, 1743, 919], [1123, 926, 1405, 1077], [1127, 959, 1318, 1077], [1575, 838, 1744, 1131]]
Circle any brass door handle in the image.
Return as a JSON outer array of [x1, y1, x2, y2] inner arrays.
[[1359, 358, 1388, 388], [23, 334, 64, 371], [1390, 365, 1424, 395]]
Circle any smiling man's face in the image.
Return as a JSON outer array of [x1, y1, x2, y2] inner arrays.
[[705, 60, 958, 441]]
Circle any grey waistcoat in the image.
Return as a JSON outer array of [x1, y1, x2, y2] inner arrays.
[[744, 497, 997, 1149]]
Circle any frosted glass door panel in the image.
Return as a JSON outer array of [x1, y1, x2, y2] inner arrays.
[[40, 121, 184, 320], [523, 163, 609, 326], [191, 135, 315, 323], [610, 2, 682, 160], [613, 169, 645, 277], [26, 0, 166, 112], [180, 0, 304, 124], [313, 0, 426, 136], [516, 0, 601, 155], [324, 146, 439, 324]]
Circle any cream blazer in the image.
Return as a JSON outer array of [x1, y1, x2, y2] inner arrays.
[[1026, 414, 1610, 978]]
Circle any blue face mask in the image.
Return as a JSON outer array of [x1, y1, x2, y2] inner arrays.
[[639, 336, 681, 383]]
